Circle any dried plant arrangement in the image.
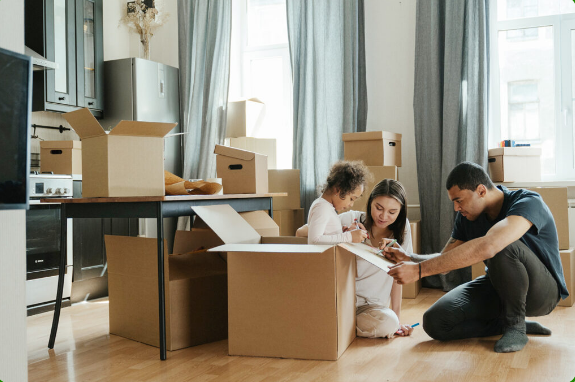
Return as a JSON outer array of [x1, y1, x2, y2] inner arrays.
[[120, 0, 169, 60]]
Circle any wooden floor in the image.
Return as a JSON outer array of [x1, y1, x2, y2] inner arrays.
[[28, 288, 575, 382]]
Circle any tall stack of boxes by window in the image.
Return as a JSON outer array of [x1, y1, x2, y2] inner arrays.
[[341, 131, 422, 298], [268, 169, 304, 236], [482, 148, 574, 307]]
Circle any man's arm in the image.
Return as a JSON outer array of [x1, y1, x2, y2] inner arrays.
[[408, 236, 465, 263]]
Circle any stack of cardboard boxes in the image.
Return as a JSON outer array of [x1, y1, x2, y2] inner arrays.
[[268, 169, 304, 236], [470, 187, 575, 308]]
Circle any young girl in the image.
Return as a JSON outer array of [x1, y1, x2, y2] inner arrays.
[[307, 161, 370, 244], [300, 178, 414, 338]]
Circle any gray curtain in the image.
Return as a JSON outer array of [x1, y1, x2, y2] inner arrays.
[[287, 0, 367, 215], [413, 0, 489, 290]]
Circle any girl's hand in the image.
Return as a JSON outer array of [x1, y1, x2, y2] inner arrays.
[[395, 324, 414, 336], [351, 229, 368, 243], [379, 239, 410, 263]]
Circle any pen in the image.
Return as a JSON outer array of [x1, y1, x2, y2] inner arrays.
[[396, 323, 419, 334], [411, 323, 420, 328], [375, 239, 397, 255]]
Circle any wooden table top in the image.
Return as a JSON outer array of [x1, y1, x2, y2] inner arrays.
[[41, 192, 287, 204]]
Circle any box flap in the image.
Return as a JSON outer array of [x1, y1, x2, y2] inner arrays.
[[214, 144, 256, 161], [40, 140, 82, 149], [109, 120, 177, 138], [172, 230, 224, 254], [261, 236, 308, 244], [488, 147, 542, 156], [63, 108, 106, 139], [191, 205, 261, 244], [337, 243, 394, 272], [342, 131, 402, 142], [239, 211, 279, 237], [210, 243, 332, 253], [169, 252, 227, 281]]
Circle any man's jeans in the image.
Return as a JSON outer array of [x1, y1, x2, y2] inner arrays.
[[423, 240, 560, 340]]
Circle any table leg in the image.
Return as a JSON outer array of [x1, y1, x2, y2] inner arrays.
[[157, 202, 167, 360], [48, 203, 67, 349]]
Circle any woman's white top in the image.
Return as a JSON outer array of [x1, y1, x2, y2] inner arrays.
[[338, 211, 413, 308], [307, 198, 353, 244]]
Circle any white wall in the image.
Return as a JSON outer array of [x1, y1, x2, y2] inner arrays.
[[0, 1, 29, 381], [103, 0, 179, 68], [364, 0, 419, 213]]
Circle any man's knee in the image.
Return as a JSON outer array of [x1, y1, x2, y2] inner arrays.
[[423, 305, 450, 341], [487, 240, 525, 269]]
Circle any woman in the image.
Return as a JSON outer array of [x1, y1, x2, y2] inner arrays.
[[297, 179, 414, 338]]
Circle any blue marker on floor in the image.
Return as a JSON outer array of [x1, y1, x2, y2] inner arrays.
[[411, 323, 420, 328]]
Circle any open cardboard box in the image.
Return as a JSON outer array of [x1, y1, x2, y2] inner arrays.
[[194, 205, 394, 361]]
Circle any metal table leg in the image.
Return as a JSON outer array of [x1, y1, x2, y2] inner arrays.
[[157, 202, 167, 360], [48, 203, 67, 349]]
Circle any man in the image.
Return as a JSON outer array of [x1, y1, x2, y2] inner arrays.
[[384, 162, 568, 353]]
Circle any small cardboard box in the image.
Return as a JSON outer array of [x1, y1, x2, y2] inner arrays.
[[488, 147, 542, 182], [226, 98, 265, 138], [226, 137, 277, 169], [268, 169, 301, 210], [273, 209, 305, 236], [40, 140, 82, 175], [199, 205, 394, 360], [403, 220, 422, 299], [105, 231, 228, 351], [525, 187, 569, 250], [559, 248, 575, 307], [215, 145, 268, 194], [353, 166, 398, 212], [63, 108, 176, 197], [239, 210, 280, 237], [342, 131, 402, 167]]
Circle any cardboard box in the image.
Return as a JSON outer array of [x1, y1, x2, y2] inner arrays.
[[471, 262, 486, 279], [197, 205, 394, 360], [403, 220, 422, 299], [63, 108, 176, 197], [525, 187, 569, 250], [239, 210, 280, 237], [40, 140, 82, 175], [226, 98, 265, 138], [215, 145, 268, 194], [559, 248, 575, 307], [488, 147, 542, 182], [226, 137, 277, 170], [105, 231, 228, 351], [342, 131, 402, 167], [268, 169, 301, 210], [353, 166, 398, 212], [273, 209, 305, 236]]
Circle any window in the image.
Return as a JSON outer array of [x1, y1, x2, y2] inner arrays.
[[490, 1, 575, 179], [229, 0, 293, 169]]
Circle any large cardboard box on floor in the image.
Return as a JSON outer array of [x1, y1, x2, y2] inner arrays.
[[525, 187, 569, 250], [63, 108, 176, 197], [403, 220, 422, 299], [353, 166, 398, 212], [268, 169, 301, 210], [488, 147, 542, 182], [215, 145, 268, 194], [559, 248, 575, 307], [196, 204, 394, 360], [342, 131, 402, 167], [105, 230, 228, 351], [226, 137, 277, 169], [40, 140, 82, 175], [226, 98, 265, 138], [472, 262, 486, 279], [273, 209, 305, 236]]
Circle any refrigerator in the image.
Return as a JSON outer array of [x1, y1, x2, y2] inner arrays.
[[102, 58, 181, 251]]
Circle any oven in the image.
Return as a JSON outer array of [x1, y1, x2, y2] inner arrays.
[[26, 174, 73, 315]]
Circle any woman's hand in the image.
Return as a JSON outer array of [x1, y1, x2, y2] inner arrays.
[[350, 229, 368, 243], [379, 239, 410, 263], [395, 324, 414, 336]]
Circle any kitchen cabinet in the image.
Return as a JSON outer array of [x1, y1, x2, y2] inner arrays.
[[25, 0, 104, 116]]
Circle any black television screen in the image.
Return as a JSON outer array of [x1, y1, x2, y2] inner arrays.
[[0, 47, 32, 210]]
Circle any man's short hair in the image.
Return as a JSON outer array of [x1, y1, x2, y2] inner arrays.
[[445, 162, 495, 191]]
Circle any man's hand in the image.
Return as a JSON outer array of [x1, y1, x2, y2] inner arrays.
[[379, 239, 410, 263], [388, 261, 419, 284]]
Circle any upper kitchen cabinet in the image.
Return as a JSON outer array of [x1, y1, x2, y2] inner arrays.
[[25, 0, 103, 116]]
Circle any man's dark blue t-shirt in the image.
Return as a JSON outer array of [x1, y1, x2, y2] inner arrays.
[[451, 186, 568, 299]]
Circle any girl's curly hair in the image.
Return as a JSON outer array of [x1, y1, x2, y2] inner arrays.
[[320, 160, 372, 198]]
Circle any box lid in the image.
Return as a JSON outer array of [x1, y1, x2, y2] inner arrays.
[[191, 205, 261, 244], [337, 243, 394, 272], [211, 243, 332, 253], [172, 230, 224, 254], [214, 144, 263, 161], [488, 147, 542, 156], [40, 140, 82, 149], [64, 107, 177, 139], [239, 211, 279, 236], [342, 131, 402, 142]]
